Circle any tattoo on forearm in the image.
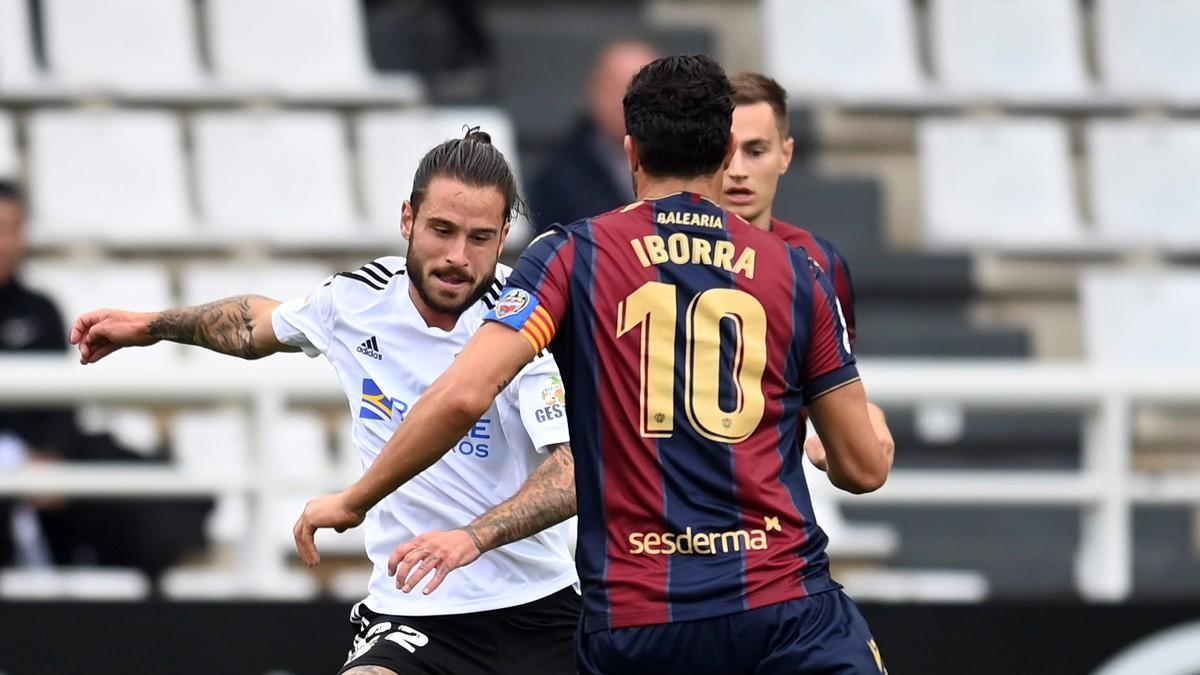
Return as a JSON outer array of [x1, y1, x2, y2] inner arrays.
[[148, 295, 269, 359], [469, 443, 576, 552]]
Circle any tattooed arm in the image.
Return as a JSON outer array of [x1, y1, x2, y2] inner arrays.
[[386, 442, 577, 595], [70, 295, 297, 364]]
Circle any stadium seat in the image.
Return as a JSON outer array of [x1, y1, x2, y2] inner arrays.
[[179, 260, 331, 307], [762, 0, 925, 99], [929, 0, 1089, 99], [1097, 0, 1200, 101], [205, 0, 416, 100], [0, 0, 41, 88], [27, 110, 194, 245], [193, 110, 359, 245], [0, 568, 150, 600], [42, 0, 204, 93], [1086, 119, 1200, 247], [357, 107, 531, 243], [170, 409, 250, 544], [161, 567, 319, 600], [0, 110, 16, 178], [22, 259, 177, 363], [918, 117, 1084, 249], [1080, 269, 1200, 366]]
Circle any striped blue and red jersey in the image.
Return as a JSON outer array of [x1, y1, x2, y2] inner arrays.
[[485, 193, 859, 632], [770, 217, 857, 348]]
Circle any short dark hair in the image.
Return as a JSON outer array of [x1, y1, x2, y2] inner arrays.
[[410, 128, 523, 222], [623, 54, 734, 179], [0, 179, 25, 208], [731, 72, 789, 136]]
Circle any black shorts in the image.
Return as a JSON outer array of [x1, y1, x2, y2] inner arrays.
[[338, 585, 580, 675]]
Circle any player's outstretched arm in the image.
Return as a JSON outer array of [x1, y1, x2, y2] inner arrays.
[[387, 443, 576, 595], [805, 401, 894, 481], [70, 295, 297, 364], [807, 381, 892, 494], [294, 321, 537, 566]]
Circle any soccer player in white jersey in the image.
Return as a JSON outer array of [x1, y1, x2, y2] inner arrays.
[[70, 131, 580, 675]]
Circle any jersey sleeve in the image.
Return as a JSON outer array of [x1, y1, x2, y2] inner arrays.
[[271, 277, 336, 358], [484, 226, 576, 353], [800, 256, 859, 404], [815, 236, 857, 349], [512, 351, 571, 453]]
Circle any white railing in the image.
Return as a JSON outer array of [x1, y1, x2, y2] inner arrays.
[[1, 355, 1198, 600]]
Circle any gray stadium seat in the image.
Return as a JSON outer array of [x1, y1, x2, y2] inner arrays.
[[27, 109, 194, 245], [193, 110, 360, 245], [929, 0, 1090, 100], [1097, 0, 1200, 101], [1081, 269, 1200, 366], [1087, 119, 1200, 247], [919, 117, 1084, 250], [762, 0, 925, 100], [42, 0, 204, 94]]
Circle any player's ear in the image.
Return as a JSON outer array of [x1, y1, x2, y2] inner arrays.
[[401, 200, 415, 240], [722, 132, 737, 171], [780, 135, 795, 175], [623, 135, 639, 173]]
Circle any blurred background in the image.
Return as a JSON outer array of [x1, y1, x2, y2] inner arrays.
[[1, 0, 1199, 673]]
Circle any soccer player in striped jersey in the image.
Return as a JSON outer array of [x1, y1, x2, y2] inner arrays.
[[71, 132, 580, 675], [297, 55, 893, 673], [722, 71, 893, 480]]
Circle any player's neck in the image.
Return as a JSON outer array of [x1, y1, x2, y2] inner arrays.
[[636, 173, 722, 205], [407, 284, 460, 332], [749, 208, 773, 232]]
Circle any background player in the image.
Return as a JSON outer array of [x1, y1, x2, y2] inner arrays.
[[722, 71, 894, 477], [70, 132, 579, 675], [296, 56, 892, 673]]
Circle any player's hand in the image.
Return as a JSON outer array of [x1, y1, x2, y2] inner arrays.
[[70, 309, 157, 365], [805, 434, 829, 472], [388, 528, 484, 595], [293, 492, 365, 567]]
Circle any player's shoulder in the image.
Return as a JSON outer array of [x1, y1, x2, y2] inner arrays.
[[324, 257, 407, 305]]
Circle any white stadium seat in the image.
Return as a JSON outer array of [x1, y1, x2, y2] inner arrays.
[[919, 117, 1084, 249], [42, 0, 204, 93], [0, 568, 150, 600], [1097, 0, 1200, 101], [1087, 119, 1200, 247], [207, 0, 372, 94], [357, 107, 530, 243], [0, 110, 16, 178], [762, 0, 925, 99], [193, 110, 359, 244], [179, 261, 332, 308], [1080, 269, 1200, 366], [22, 260, 177, 364], [27, 110, 193, 244], [172, 409, 250, 544], [930, 0, 1089, 99], [0, 0, 41, 88]]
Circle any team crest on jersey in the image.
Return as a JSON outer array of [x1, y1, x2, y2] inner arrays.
[[541, 375, 566, 407], [494, 288, 530, 319], [360, 378, 393, 420]]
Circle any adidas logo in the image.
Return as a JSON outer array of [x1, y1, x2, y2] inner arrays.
[[356, 336, 383, 361]]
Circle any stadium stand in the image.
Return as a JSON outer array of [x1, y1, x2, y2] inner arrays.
[[1096, 0, 1200, 102], [929, 0, 1090, 100]]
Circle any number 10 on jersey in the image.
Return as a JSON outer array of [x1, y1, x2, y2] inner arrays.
[[617, 282, 768, 443]]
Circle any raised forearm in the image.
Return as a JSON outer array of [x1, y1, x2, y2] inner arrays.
[[148, 295, 281, 359], [462, 443, 576, 553]]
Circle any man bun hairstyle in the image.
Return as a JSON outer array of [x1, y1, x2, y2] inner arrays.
[[410, 126, 523, 222], [622, 54, 734, 179]]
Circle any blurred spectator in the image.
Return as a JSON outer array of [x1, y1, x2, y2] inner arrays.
[[528, 40, 659, 230], [0, 181, 209, 574]]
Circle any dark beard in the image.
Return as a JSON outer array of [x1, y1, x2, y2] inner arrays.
[[406, 254, 495, 316]]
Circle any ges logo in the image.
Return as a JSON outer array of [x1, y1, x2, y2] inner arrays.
[[534, 375, 566, 424]]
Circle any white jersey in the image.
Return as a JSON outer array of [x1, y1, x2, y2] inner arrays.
[[272, 257, 576, 616]]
